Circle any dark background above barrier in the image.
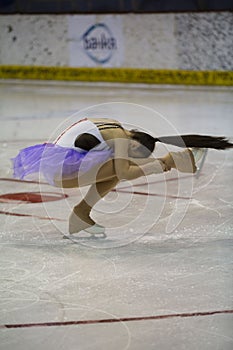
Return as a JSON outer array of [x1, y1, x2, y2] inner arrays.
[[0, 0, 232, 14]]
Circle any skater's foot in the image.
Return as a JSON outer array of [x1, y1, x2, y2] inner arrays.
[[64, 221, 106, 239], [69, 209, 95, 234], [68, 202, 105, 237], [69, 200, 97, 234]]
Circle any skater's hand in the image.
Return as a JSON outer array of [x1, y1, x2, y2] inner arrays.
[[160, 160, 171, 172]]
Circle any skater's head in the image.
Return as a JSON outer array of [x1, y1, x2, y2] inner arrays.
[[128, 130, 156, 158]]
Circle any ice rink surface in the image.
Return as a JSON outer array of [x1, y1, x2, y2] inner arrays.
[[0, 81, 233, 349]]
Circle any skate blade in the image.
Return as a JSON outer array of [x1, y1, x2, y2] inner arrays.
[[191, 148, 206, 163], [195, 149, 208, 179], [84, 224, 105, 235], [63, 231, 107, 241]]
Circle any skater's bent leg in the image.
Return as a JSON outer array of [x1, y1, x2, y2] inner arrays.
[[69, 177, 119, 234], [56, 157, 168, 233]]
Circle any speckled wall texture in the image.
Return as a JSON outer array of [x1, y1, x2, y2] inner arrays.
[[0, 13, 232, 70], [0, 15, 69, 66], [175, 13, 233, 70]]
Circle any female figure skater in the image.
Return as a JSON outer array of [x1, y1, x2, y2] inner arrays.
[[13, 117, 232, 237]]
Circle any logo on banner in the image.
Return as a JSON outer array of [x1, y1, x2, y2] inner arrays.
[[81, 23, 117, 64]]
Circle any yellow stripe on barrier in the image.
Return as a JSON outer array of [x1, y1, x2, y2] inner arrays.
[[0, 66, 232, 86]]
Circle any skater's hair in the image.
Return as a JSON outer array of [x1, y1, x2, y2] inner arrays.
[[130, 130, 156, 157], [130, 130, 233, 157], [74, 133, 101, 151], [74, 129, 233, 155]]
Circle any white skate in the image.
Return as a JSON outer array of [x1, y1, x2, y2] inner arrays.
[[190, 148, 208, 178], [84, 224, 106, 238], [64, 223, 106, 240]]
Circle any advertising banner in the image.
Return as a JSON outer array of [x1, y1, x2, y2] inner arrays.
[[68, 15, 124, 67]]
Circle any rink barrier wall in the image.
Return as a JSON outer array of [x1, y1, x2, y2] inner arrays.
[[1, 13, 232, 71], [0, 66, 233, 86]]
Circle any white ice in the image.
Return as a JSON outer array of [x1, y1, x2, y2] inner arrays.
[[0, 81, 233, 350]]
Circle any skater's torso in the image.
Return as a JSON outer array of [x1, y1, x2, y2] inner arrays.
[[54, 118, 126, 152]]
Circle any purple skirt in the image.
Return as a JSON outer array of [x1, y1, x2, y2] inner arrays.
[[12, 143, 113, 185]]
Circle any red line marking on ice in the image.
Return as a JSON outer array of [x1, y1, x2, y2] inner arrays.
[[0, 174, 193, 188], [0, 177, 46, 185], [0, 179, 68, 220], [113, 174, 194, 199], [113, 189, 191, 200], [118, 174, 194, 191], [0, 210, 65, 222], [121, 175, 192, 189], [0, 192, 68, 204], [0, 177, 191, 200], [1, 309, 232, 329]]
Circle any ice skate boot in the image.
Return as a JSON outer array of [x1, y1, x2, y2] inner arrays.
[[84, 224, 106, 238], [191, 148, 208, 178], [64, 211, 106, 239], [163, 149, 197, 173], [190, 148, 206, 164]]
